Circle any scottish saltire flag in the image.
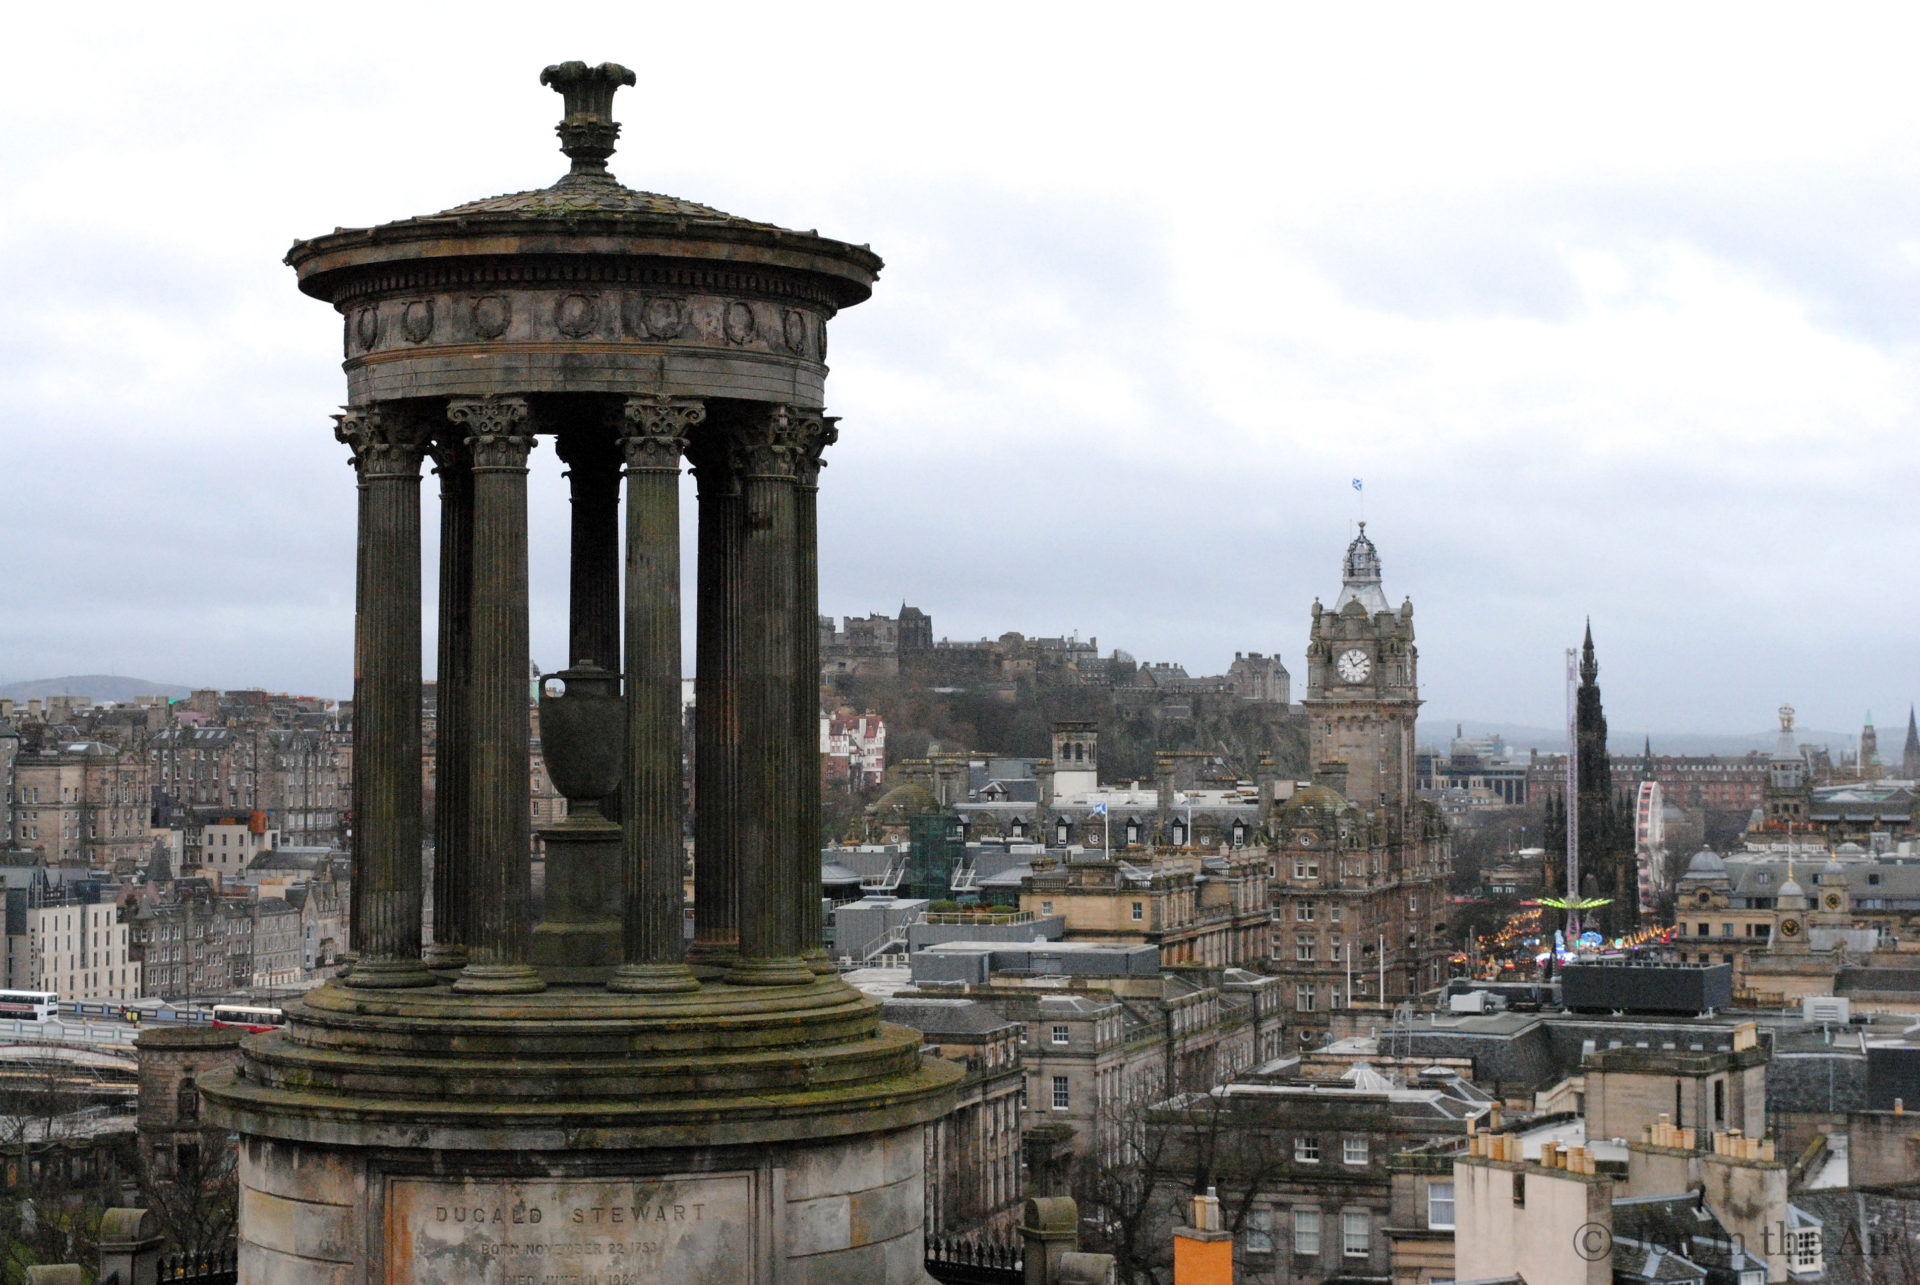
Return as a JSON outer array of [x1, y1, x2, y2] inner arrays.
[[1352, 478, 1363, 491], [1089, 801, 1108, 816]]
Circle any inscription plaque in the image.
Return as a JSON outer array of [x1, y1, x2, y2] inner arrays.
[[388, 1174, 754, 1285]]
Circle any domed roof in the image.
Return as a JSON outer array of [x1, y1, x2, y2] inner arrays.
[[1682, 848, 1725, 878], [1332, 523, 1391, 614], [1779, 877, 1804, 898], [1281, 784, 1351, 816], [870, 783, 938, 818], [1823, 856, 1845, 875], [1838, 841, 1866, 856], [286, 62, 880, 309]]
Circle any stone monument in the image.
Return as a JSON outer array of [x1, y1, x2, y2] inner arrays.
[[203, 61, 958, 1285]]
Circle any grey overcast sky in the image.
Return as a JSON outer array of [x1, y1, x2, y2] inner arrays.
[[3, 5, 1918, 738]]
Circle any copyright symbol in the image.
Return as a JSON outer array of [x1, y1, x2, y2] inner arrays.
[[1574, 1222, 1613, 1261]]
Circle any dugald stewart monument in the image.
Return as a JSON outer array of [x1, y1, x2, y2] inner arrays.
[[203, 62, 959, 1284]]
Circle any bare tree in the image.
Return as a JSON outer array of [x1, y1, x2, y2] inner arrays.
[[1070, 1069, 1295, 1285], [135, 1123, 238, 1256], [0, 1056, 124, 1283]]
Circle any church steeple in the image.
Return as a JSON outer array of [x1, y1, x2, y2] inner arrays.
[[1579, 619, 1598, 685], [1903, 706, 1920, 779]]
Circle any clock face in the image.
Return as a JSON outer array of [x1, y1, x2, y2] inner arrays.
[[1824, 893, 1842, 910], [1336, 648, 1372, 683], [1780, 918, 1801, 937]]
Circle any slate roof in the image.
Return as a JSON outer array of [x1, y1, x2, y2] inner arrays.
[[1706, 857, 1920, 908], [1837, 968, 1920, 994], [1610, 1239, 1708, 1282], [431, 171, 759, 225], [881, 997, 1016, 1038]]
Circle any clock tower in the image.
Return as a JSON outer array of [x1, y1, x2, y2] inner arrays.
[[1305, 524, 1420, 809]]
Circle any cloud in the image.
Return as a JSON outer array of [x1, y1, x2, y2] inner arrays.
[[1, 4, 1918, 740]]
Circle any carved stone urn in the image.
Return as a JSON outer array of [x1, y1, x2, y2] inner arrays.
[[538, 661, 623, 819], [530, 661, 624, 980]]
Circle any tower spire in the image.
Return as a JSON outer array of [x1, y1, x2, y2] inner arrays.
[[1579, 619, 1597, 685]]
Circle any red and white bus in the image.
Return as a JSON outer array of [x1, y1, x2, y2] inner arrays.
[[210, 1004, 286, 1032], [0, 991, 58, 1022]]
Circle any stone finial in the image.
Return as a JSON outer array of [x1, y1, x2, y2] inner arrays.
[[539, 61, 637, 174]]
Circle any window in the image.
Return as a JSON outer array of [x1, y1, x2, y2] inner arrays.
[[1131, 901, 1144, 922], [1869, 872, 1883, 886], [1051, 1076, 1069, 1110], [1041, 901, 1054, 916], [1297, 939, 1315, 962], [1051, 1024, 1070, 1045], [1125, 820, 1140, 846], [1296, 984, 1315, 1013], [1294, 1136, 1319, 1163], [1294, 859, 1319, 879], [1697, 923, 1709, 936], [1343, 1137, 1368, 1165], [1512, 1171, 1526, 1207], [1789, 1229, 1820, 1271], [1329, 905, 1342, 922], [1296, 903, 1315, 921], [1292, 1208, 1320, 1256], [1330, 938, 1343, 962], [1722, 924, 1733, 938], [1342, 1211, 1368, 1257], [1713, 1078, 1725, 1126], [1427, 1181, 1454, 1229], [1055, 819, 1069, 844], [1247, 1208, 1272, 1253]]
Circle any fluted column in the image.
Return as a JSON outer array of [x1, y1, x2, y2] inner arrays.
[[728, 405, 811, 986], [425, 432, 474, 971], [686, 422, 742, 976], [554, 421, 623, 672], [333, 406, 435, 989], [791, 412, 838, 972], [610, 395, 704, 994], [447, 396, 545, 995]]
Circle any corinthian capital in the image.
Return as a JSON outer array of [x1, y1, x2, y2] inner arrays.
[[788, 410, 839, 488], [617, 395, 704, 472], [333, 406, 430, 479], [447, 397, 535, 471], [733, 404, 803, 480]]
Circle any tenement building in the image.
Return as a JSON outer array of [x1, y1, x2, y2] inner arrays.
[[203, 63, 956, 1285], [1271, 527, 1452, 1035]]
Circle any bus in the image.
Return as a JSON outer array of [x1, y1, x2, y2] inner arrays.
[[210, 1004, 286, 1032], [0, 991, 58, 1022]]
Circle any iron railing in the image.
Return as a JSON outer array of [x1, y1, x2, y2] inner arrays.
[[158, 1248, 238, 1285], [925, 1235, 1023, 1285]]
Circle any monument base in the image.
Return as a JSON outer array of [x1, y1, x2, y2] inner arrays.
[[236, 1125, 939, 1285], [204, 975, 959, 1285]]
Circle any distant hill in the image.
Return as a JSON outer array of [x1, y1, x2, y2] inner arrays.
[[0, 675, 193, 704], [1421, 717, 1856, 758]]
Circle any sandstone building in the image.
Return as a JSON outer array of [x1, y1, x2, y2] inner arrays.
[[1270, 527, 1452, 1032]]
